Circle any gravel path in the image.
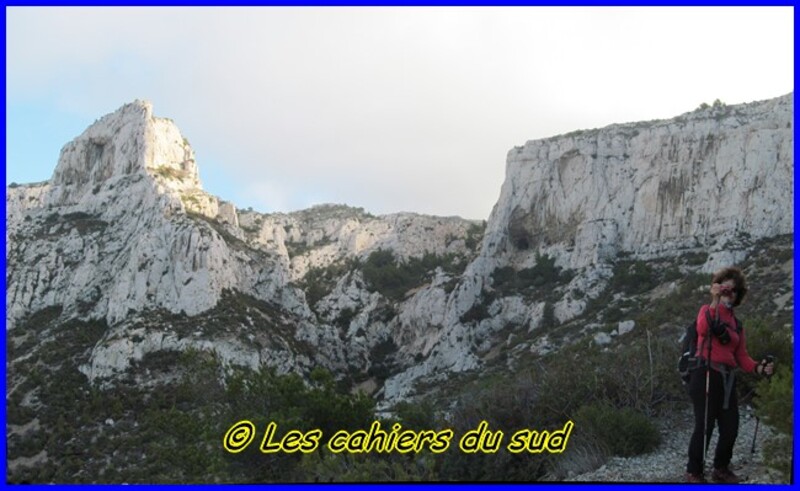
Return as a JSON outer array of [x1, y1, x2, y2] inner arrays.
[[566, 404, 787, 484]]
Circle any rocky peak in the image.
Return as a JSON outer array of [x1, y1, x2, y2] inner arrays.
[[6, 101, 268, 330], [5, 95, 795, 484], [45, 100, 201, 209], [6, 100, 481, 387], [6, 95, 792, 405]]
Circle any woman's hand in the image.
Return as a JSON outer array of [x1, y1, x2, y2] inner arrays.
[[710, 283, 722, 304], [757, 359, 775, 376], [711, 282, 736, 305]]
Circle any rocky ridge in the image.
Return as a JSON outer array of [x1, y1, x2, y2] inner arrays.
[[6, 100, 481, 391], [384, 94, 793, 399], [6, 95, 793, 404], [6, 96, 793, 484]]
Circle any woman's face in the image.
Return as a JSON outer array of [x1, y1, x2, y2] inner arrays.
[[720, 279, 737, 302]]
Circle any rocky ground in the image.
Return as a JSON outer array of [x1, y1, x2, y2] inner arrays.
[[567, 405, 787, 484]]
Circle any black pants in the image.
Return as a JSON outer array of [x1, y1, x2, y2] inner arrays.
[[686, 367, 739, 474]]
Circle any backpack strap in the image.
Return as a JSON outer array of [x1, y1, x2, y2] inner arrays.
[[704, 307, 715, 330], [709, 361, 737, 409], [701, 305, 719, 364]]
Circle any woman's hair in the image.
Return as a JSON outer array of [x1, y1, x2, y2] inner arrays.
[[712, 266, 748, 307]]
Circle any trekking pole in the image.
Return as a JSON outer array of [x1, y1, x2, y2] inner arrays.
[[703, 343, 712, 461], [702, 307, 720, 465], [750, 355, 774, 455]]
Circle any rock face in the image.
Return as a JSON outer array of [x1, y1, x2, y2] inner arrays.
[[490, 95, 791, 269], [6, 100, 480, 390], [384, 94, 794, 400], [7, 101, 298, 330], [6, 95, 793, 403]]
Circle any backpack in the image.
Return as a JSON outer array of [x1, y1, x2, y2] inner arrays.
[[677, 308, 741, 384], [678, 317, 704, 385]]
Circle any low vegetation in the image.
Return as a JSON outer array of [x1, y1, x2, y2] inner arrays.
[[361, 249, 468, 302], [294, 259, 358, 310], [7, 234, 792, 482]]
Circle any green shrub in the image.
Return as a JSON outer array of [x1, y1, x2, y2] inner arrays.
[[459, 291, 495, 324], [154, 165, 186, 180], [755, 368, 792, 436], [465, 221, 487, 251], [296, 260, 356, 308], [334, 307, 357, 329], [8, 331, 380, 484], [736, 318, 793, 400], [762, 433, 792, 480], [296, 448, 435, 482], [611, 260, 658, 295], [393, 399, 439, 431], [436, 374, 550, 481], [742, 319, 794, 480], [522, 253, 567, 286], [740, 318, 793, 371], [754, 366, 792, 483], [682, 251, 708, 266], [541, 302, 556, 329], [361, 249, 410, 300], [361, 249, 466, 301], [573, 404, 661, 457], [492, 266, 516, 288], [533, 330, 682, 415], [490, 253, 572, 300]]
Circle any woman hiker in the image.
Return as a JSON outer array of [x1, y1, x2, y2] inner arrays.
[[684, 267, 775, 484]]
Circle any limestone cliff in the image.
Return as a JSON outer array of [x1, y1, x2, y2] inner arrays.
[[382, 94, 793, 399], [6, 95, 793, 403], [7, 101, 300, 329], [491, 95, 791, 270], [6, 100, 479, 388]]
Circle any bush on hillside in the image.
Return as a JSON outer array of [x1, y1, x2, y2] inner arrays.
[[756, 367, 793, 481], [491, 253, 572, 300], [755, 368, 792, 436], [572, 404, 661, 457], [734, 317, 793, 403], [361, 249, 466, 301], [610, 260, 658, 295]]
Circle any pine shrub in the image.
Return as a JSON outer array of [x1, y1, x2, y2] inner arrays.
[[756, 365, 793, 481], [573, 404, 661, 457]]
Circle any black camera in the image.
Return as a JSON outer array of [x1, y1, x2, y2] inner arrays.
[[712, 321, 731, 345], [720, 285, 735, 297]]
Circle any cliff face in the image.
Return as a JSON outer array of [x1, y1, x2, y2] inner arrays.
[[384, 94, 793, 399], [6, 95, 793, 402], [488, 95, 791, 269], [6, 100, 479, 390], [7, 101, 298, 330]]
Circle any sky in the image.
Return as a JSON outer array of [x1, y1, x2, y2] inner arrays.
[[6, 7, 794, 221]]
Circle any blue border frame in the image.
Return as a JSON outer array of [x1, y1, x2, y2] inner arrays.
[[2, 3, 6, 488], [2, 2, 796, 488]]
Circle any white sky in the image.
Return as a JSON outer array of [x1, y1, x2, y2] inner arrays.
[[6, 7, 794, 220]]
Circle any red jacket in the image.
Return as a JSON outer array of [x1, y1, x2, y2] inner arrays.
[[695, 303, 758, 373]]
